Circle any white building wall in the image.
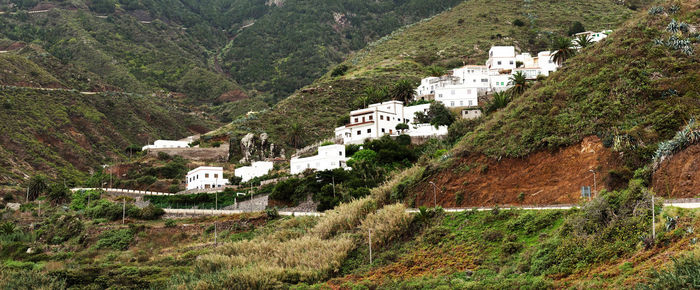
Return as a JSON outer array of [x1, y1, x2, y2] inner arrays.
[[186, 167, 229, 190], [434, 86, 479, 108], [234, 161, 274, 183], [142, 140, 190, 150], [486, 46, 516, 70], [290, 144, 348, 174]]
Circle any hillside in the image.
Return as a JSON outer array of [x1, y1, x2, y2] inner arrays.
[[406, 0, 700, 206], [212, 0, 644, 150], [0, 87, 215, 185]]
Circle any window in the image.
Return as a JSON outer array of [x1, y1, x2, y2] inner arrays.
[[482, 78, 488, 82], [339, 151, 342, 156], [369, 115, 373, 120], [380, 115, 384, 120], [381, 128, 385, 133], [509, 60, 514, 65], [354, 118, 358, 123], [467, 89, 472, 94], [357, 130, 361, 135], [439, 94, 443, 98], [451, 90, 455, 95], [367, 129, 371, 133], [214, 174, 218, 178], [469, 100, 473, 106], [205, 173, 209, 178], [460, 101, 464, 106], [497, 61, 502, 65], [450, 101, 455, 106], [362, 116, 365, 122]]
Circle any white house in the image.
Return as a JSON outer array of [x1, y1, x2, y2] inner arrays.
[[142, 140, 190, 151], [290, 144, 349, 174], [574, 30, 611, 44], [186, 166, 229, 190], [334, 101, 444, 144], [414, 45, 563, 119], [234, 161, 274, 183]]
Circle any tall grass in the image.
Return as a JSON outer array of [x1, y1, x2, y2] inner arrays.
[[359, 203, 413, 249], [370, 165, 425, 206], [312, 197, 377, 239]]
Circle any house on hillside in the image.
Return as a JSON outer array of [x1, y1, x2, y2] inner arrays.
[[186, 166, 229, 190], [290, 144, 349, 174], [235, 161, 274, 183], [574, 30, 612, 44], [334, 101, 446, 144], [414, 45, 563, 119], [142, 140, 190, 151]]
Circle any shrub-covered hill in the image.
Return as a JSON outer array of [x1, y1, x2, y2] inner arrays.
[[0, 87, 214, 185], [452, 1, 700, 165], [0, 0, 466, 105], [212, 0, 643, 151], [0, 9, 243, 106]]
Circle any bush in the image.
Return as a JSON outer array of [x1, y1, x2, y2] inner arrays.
[[97, 228, 135, 250], [47, 184, 71, 205], [139, 204, 165, 220], [644, 255, 700, 289], [157, 151, 171, 160], [331, 64, 350, 77], [38, 214, 84, 244], [483, 229, 504, 242], [513, 19, 525, 27], [164, 219, 177, 228]]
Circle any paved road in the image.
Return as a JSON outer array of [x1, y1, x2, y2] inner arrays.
[[71, 187, 173, 196], [164, 208, 322, 217]]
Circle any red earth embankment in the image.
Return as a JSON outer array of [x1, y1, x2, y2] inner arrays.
[[413, 136, 622, 207], [652, 143, 700, 198]]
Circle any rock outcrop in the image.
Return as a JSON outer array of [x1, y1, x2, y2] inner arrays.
[[231, 133, 285, 163]]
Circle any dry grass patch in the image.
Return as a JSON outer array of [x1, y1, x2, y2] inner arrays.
[[312, 197, 377, 239], [359, 203, 413, 249]]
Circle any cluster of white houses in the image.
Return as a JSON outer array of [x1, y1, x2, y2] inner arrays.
[[182, 35, 614, 189], [334, 101, 448, 145]]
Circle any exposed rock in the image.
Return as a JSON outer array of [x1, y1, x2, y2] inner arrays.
[[234, 133, 285, 163]]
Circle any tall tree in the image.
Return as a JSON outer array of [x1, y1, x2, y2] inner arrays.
[[26, 175, 48, 201], [551, 37, 576, 66], [391, 79, 416, 104], [287, 123, 306, 149], [508, 71, 530, 96]]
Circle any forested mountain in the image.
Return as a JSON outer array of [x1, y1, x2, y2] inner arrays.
[[0, 0, 465, 105]]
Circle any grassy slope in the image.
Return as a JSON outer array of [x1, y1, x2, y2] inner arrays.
[[454, 0, 700, 162], [0, 87, 215, 184], [213, 0, 641, 150]]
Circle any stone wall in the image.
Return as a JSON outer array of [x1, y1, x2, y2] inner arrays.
[[146, 144, 229, 162]]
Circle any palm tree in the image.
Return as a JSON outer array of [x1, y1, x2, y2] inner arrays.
[[551, 37, 576, 66], [362, 86, 388, 105], [484, 91, 511, 114], [391, 79, 416, 104], [574, 34, 593, 49], [508, 71, 530, 96], [287, 123, 305, 149], [26, 175, 48, 201], [427, 65, 446, 77], [355, 95, 369, 108]]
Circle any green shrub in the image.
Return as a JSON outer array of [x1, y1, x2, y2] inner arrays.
[[38, 214, 84, 244], [97, 228, 135, 250], [164, 219, 177, 228], [157, 151, 171, 160], [139, 204, 165, 220], [643, 255, 700, 289]]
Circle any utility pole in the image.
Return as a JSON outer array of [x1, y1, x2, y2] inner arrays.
[[589, 169, 597, 198], [368, 229, 373, 264], [652, 194, 656, 240], [122, 197, 126, 225], [332, 176, 336, 198], [429, 181, 438, 207], [214, 221, 218, 246]]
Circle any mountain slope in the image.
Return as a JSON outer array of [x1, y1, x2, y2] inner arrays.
[[213, 0, 643, 150], [0, 87, 214, 184], [407, 0, 700, 206]]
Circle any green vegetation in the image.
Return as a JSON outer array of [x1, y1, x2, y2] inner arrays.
[[0, 88, 211, 184]]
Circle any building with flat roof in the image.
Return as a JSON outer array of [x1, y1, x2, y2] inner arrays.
[[290, 144, 349, 174], [186, 166, 228, 190]]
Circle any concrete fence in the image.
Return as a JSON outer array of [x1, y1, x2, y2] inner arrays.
[[71, 188, 173, 196]]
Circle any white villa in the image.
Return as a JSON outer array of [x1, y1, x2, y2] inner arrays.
[[142, 140, 190, 151], [234, 161, 274, 183], [290, 144, 349, 174], [334, 101, 447, 144], [186, 166, 229, 190], [415, 46, 564, 118]]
